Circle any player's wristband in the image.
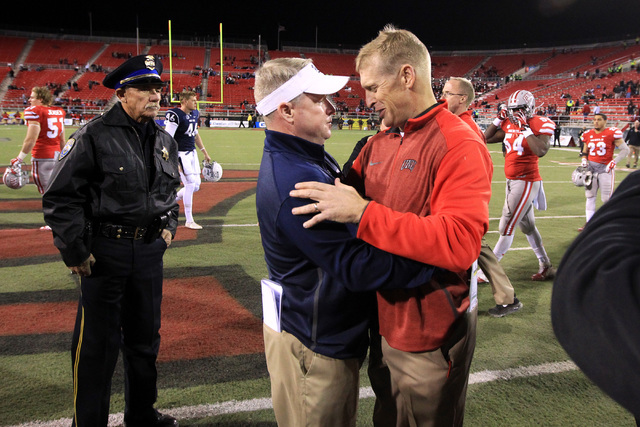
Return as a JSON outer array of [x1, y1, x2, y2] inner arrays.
[[17, 151, 27, 160], [522, 127, 534, 138], [200, 147, 206, 151], [492, 118, 503, 127]]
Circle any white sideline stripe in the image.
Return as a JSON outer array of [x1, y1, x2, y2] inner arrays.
[[9, 361, 578, 427], [213, 215, 586, 228], [489, 215, 584, 221]]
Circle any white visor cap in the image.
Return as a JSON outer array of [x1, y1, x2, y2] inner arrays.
[[256, 63, 349, 116]]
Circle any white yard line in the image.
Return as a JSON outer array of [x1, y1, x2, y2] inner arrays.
[[10, 361, 578, 427]]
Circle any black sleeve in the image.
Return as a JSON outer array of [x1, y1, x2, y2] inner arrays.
[[342, 134, 372, 176], [551, 170, 640, 418], [43, 132, 96, 266]]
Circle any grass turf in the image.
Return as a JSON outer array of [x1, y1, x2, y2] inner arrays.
[[0, 124, 636, 426]]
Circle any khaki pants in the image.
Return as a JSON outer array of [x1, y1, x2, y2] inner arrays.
[[628, 145, 639, 166], [381, 309, 477, 427], [479, 238, 515, 305], [263, 324, 361, 427]]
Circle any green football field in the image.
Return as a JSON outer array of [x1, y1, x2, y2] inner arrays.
[[0, 124, 636, 426]]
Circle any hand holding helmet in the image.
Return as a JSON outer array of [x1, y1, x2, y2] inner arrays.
[[202, 160, 223, 182]]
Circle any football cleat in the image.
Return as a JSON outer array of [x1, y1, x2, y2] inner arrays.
[[202, 160, 223, 182], [531, 264, 556, 281], [185, 221, 203, 230]]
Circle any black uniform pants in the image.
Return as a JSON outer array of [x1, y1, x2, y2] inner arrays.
[[71, 235, 167, 427]]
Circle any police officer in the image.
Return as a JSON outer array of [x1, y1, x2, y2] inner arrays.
[[43, 55, 180, 427]]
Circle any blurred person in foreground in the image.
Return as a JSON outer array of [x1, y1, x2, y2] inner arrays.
[[254, 57, 437, 426], [552, 169, 640, 425], [42, 55, 180, 427], [290, 25, 492, 426]]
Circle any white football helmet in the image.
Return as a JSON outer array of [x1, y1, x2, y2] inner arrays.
[[572, 166, 594, 190], [202, 160, 223, 182], [507, 90, 536, 120], [3, 165, 28, 189]]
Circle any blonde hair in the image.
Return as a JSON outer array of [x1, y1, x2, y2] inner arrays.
[[31, 86, 53, 106], [356, 24, 430, 78], [448, 77, 475, 107], [179, 90, 197, 103], [254, 58, 313, 111]]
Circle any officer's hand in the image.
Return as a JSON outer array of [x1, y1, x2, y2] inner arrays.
[[70, 254, 96, 277], [161, 229, 173, 247]]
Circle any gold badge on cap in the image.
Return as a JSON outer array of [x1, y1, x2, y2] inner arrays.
[[161, 146, 169, 161], [145, 55, 156, 70]]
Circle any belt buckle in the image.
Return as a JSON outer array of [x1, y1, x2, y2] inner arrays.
[[134, 226, 146, 240]]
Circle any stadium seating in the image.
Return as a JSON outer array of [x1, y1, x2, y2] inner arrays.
[[25, 38, 104, 67], [0, 36, 28, 64], [1, 31, 639, 125]]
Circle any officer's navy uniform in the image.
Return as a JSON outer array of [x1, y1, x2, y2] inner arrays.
[[42, 55, 180, 427]]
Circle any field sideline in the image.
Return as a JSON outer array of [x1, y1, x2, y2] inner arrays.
[[0, 125, 636, 426]]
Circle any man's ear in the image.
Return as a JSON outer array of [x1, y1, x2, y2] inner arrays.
[[276, 102, 295, 123], [116, 87, 127, 102], [400, 64, 416, 89]]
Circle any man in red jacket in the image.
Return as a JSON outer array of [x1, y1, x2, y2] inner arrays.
[[290, 25, 492, 426]]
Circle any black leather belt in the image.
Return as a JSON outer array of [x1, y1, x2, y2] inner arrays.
[[99, 223, 148, 240]]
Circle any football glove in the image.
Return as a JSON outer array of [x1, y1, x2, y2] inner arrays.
[[493, 106, 508, 127], [581, 157, 588, 168], [606, 160, 616, 173], [512, 110, 528, 129], [10, 158, 23, 167]]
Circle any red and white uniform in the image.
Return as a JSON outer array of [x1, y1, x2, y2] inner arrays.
[[24, 104, 66, 159], [581, 127, 623, 165], [501, 115, 556, 181], [24, 104, 66, 193]]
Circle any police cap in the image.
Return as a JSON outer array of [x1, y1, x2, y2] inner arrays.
[[103, 54, 166, 89]]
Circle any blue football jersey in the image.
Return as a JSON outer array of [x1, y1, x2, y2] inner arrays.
[[164, 107, 199, 152]]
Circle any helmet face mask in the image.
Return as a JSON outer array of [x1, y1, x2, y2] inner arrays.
[[202, 160, 223, 182], [507, 90, 535, 122], [3, 165, 28, 189], [572, 166, 594, 190]]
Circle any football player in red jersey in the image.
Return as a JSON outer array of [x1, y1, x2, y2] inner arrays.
[[579, 113, 628, 227], [442, 77, 521, 317], [10, 86, 66, 194], [484, 90, 557, 281]]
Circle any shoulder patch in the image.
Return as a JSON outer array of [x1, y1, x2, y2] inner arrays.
[[59, 138, 76, 160]]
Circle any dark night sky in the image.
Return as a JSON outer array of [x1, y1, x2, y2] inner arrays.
[[2, 0, 639, 51]]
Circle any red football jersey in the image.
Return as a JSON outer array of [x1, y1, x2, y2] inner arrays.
[[501, 115, 556, 181], [581, 127, 623, 165], [23, 104, 66, 159]]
